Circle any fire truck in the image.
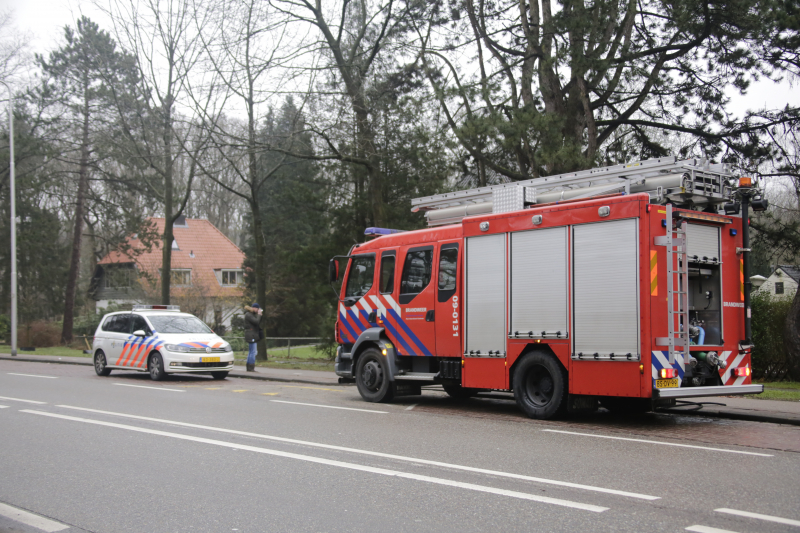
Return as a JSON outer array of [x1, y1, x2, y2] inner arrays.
[[329, 157, 767, 419]]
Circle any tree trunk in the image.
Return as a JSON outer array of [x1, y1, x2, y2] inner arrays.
[[249, 196, 268, 361], [161, 100, 174, 305], [61, 92, 91, 344], [785, 288, 800, 381]]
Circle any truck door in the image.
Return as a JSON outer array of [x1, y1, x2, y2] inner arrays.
[[392, 245, 436, 356], [338, 253, 377, 345], [435, 242, 461, 357]]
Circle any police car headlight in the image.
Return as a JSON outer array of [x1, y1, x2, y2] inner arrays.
[[220, 342, 231, 351], [165, 344, 189, 353]]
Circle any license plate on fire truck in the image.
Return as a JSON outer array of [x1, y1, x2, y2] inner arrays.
[[201, 357, 220, 363], [655, 378, 679, 388]]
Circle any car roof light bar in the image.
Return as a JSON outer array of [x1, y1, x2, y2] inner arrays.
[[132, 305, 181, 311]]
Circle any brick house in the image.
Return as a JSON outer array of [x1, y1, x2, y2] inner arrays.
[[92, 216, 247, 330]]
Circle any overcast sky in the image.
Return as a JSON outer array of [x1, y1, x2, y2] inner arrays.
[[5, 0, 799, 119]]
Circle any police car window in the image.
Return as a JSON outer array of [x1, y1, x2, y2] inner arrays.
[[401, 248, 433, 295], [438, 247, 458, 291], [147, 315, 212, 334], [110, 315, 132, 333], [380, 256, 395, 294], [131, 315, 151, 335], [345, 256, 375, 298], [101, 316, 116, 332]]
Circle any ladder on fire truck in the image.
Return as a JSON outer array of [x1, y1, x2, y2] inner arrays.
[[656, 205, 692, 365], [412, 156, 735, 226]]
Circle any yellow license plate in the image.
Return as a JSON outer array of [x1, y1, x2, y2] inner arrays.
[[656, 378, 679, 388], [201, 357, 220, 363]]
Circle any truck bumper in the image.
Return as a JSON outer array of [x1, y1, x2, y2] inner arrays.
[[654, 384, 763, 399]]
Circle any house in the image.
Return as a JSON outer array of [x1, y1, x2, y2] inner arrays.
[[755, 265, 799, 300], [92, 216, 247, 331]]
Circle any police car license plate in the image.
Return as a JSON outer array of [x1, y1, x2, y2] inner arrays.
[[656, 378, 679, 388], [201, 357, 220, 363]]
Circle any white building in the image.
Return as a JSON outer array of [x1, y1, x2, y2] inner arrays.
[[755, 265, 799, 300]]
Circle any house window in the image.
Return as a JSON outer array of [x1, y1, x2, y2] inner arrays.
[[104, 268, 134, 289], [171, 269, 192, 287], [775, 282, 784, 295], [221, 270, 243, 286]]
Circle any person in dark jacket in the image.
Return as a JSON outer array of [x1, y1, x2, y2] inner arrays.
[[244, 303, 262, 372]]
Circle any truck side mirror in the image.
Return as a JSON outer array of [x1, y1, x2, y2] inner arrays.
[[329, 259, 340, 282]]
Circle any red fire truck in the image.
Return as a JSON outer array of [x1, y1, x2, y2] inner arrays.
[[329, 157, 767, 419]]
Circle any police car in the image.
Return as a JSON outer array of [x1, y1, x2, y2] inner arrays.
[[92, 305, 235, 381]]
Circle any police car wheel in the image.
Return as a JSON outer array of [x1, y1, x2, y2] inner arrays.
[[211, 371, 228, 380], [148, 352, 167, 381], [94, 350, 111, 376], [355, 348, 395, 403], [513, 351, 567, 420]]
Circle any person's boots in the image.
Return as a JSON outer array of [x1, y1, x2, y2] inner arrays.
[[246, 363, 255, 372]]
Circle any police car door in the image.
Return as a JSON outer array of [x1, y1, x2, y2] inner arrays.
[[106, 314, 133, 367], [395, 246, 436, 356]]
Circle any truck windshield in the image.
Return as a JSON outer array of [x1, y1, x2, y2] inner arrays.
[[345, 256, 375, 298], [147, 315, 213, 334]]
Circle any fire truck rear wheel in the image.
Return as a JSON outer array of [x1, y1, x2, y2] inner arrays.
[[355, 347, 395, 403], [513, 352, 567, 420]]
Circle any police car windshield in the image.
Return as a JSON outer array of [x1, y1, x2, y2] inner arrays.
[[147, 315, 213, 334]]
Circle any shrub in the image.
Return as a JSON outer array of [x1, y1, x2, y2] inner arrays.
[[751, 292, 793, 380], [17, 321, 62, 348]]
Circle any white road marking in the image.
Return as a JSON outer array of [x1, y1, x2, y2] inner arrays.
[[7, 373, 58, 379], [0, 395, 46, 404], [542, 430, 773, 457], [22, 409, 607, 513], [270, 400, 387, 413], [0, 502, 69, 532], [405, 404, 417, 411], [0, 405, 8, 409], [113, 383, 185, 392], [686, 526, 741, 533], [56, 405, 659, 501], [715, 508, 800, 527]]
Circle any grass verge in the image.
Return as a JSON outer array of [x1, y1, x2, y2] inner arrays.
[[0, 345, 91, 357], [746, 382, 800, 401]]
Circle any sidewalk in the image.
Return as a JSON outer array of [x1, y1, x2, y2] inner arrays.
[[0, 353, 344, 387], [2, 353, 798, 425]]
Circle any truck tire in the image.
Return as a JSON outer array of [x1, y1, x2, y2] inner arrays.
[[442, 383, 477, 400], [94, 350, 112, 376], [513, 351, 568, 419], [355, 347, 395, 403]]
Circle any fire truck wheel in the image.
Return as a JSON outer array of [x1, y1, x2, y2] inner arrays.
[[355, 348, 396, 403], [512, 352, 567, 419], [442, 384, 477, 400], [148, 352, 167, 381], [94, 350, 111, 376]]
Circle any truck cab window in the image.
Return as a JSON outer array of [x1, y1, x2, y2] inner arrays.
[[345, 256, 375, 299], [380, 255, 395, 294], [400, 248, 433, 298], [438, 247, 458, 291]]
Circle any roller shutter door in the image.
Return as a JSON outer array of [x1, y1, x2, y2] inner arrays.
[[686, 224, 720, 263], [510, 227, 568, 337], [573, 219, 639, 360], [465, 234, 506, 354]]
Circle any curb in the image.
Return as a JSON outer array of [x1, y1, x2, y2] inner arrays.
[[0, 354, 344, 387], [659, 407, 800, 427]]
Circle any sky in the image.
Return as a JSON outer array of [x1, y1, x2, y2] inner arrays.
[[4, 0, 799, 120]]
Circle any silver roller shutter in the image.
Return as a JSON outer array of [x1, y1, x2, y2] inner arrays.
[[510, 227, 568, 337], [465, 234, 506, 354], [686, 224, 720, 263], [573, 219, 640, 360]]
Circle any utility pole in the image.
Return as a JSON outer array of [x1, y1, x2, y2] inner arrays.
[[0, 80, 16, 356]]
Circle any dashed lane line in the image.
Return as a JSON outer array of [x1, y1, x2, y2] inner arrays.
[[686, 526, 741, 533], [405, 404, 417, 411], [0, 502, 69, 532], [113, 383, 185, 392], [22, 409, 608, 513], [55, 405, 660, 501], [0, 395, 46, 404], [270, 400, 388, 413], [0, 405, 8, 409], [282, 385, 344, 393], [541, 429, 773, 457], [715, 508, 800, 527], [7, 373, 58, 379]]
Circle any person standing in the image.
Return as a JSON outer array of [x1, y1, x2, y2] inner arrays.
[[244, 303, 263, 372]]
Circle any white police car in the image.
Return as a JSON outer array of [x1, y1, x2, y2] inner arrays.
[[92, 305, 234, 380]]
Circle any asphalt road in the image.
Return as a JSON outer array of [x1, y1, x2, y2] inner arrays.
[[1, 360, 799, 533]]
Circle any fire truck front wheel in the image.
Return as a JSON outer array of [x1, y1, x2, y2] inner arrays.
[[513, 352, 568, 420], [355, 348, 396, 403]]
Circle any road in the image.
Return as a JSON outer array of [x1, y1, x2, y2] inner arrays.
[[1, 360, 799, 533]]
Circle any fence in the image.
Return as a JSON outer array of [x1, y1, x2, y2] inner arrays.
[[223, 336, 323, 358]]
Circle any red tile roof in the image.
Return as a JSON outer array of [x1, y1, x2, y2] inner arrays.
[[99, 218, 246, 297]]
